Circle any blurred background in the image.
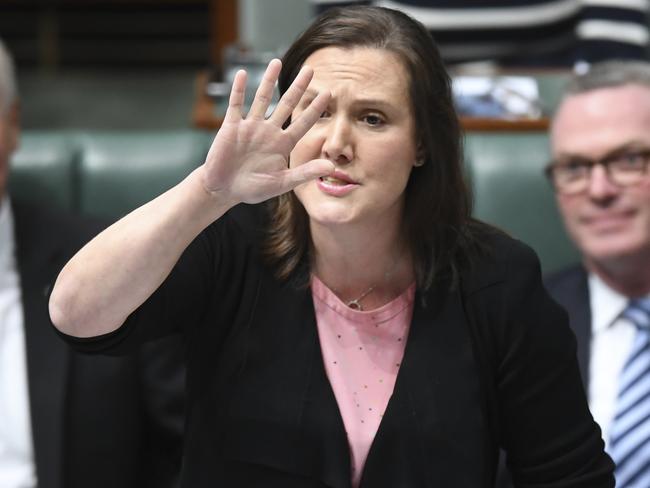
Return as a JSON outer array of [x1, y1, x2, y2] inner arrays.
[[4, 0, 649, 130], [1, 0, 313, 130], [4, 0, 649, 272], [5, 0, 639, 131]]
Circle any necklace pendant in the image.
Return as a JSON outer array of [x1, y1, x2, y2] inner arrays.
[[347, 299, 363, 311]]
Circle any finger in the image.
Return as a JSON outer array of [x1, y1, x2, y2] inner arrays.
[[268, 65, 315, 127], [278, 158, 335, 193], [284, 90, 331, 145], [247, 59, 282, 120], [223, 69, 247, 123]]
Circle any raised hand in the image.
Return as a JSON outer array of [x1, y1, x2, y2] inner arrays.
[[201, 58, 334, 205]]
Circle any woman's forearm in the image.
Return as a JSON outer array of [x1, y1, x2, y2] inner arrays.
[[49, 166, 232, 338]]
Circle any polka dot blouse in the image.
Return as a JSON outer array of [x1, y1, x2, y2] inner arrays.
[[311, 275, 415, 488]]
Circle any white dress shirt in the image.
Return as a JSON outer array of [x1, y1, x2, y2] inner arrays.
[[587, 272, 645, 450], [0, 197, 37, 488]]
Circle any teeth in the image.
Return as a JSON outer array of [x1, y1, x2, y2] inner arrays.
[[322, 176, 347, 185]]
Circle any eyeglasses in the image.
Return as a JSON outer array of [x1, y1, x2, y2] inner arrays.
[[545, 148, 650, 195]]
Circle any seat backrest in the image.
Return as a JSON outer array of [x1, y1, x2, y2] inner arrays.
[[8, 130, 213, 220], [464, 132, 580, 273], [76, 131, 212, 219], [79, 131, 207, 218], [8, 131, 78, 211], [10, 129, 579, 274]]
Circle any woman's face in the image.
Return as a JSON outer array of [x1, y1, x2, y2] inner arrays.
[[289, 46, 418, 230]]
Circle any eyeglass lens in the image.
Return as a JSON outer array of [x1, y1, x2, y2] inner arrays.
[[549, 149, 650, 194]]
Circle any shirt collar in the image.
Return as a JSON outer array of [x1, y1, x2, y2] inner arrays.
[[588, 272, 630, 334], [0, 195, 16, 272]]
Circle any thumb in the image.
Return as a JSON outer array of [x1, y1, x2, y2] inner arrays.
[[281, 159, 335, 191]]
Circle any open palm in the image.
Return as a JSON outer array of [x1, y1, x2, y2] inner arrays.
[[203, 59, 333, 205]]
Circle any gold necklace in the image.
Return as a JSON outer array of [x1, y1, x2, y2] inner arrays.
[[337, 250, 404, 311], [345, 285, 376, 311], [316, 246, 403, 312]]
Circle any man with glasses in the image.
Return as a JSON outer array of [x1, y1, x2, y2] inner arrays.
[[545, 60, 650, 488]]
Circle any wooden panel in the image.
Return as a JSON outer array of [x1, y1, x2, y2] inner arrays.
[[210, 0, 238, 66]]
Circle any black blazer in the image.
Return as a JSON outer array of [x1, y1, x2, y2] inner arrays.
[[13, 201, 185, 488], [59, 205, 614, 488], [496, 265, 596, 488]]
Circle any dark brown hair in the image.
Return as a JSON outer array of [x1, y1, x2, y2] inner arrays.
[[265, 5, 479, 290]]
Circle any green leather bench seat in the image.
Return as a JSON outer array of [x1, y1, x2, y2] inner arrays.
[[464, 132, 580, 273], [9, 129, 578, 274], [9, 132, 78, 212], [9, 130, 213, 219], [77, 131, 212, 219]]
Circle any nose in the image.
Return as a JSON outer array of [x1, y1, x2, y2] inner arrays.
[[587, 164, 621, 202], [321, 116, 353, 164]]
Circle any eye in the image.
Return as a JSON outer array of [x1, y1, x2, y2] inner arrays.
[[362, 114, 384, 126], [565, 160, 586, 172], [555, 160, 589, 181], [618, 151, 647, 169]]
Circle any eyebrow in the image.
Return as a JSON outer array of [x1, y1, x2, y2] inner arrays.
[[351, 98, 395, 110]]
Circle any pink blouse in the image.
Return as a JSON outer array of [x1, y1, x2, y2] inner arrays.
[[311, 276, 415, 487]]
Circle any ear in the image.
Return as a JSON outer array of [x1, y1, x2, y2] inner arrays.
[[413, 143, 425, 167]]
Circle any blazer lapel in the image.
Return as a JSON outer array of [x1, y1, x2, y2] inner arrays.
[[361, 288, 487, 488], [301, 300, 354, 488], [14, 202, 69, 488], [545, 267, 591, 388], [223, 274, 351, 488]]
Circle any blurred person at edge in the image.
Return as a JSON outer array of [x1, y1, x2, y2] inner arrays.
[[49, 6, 613, 488], [0, 39, 185, 488]]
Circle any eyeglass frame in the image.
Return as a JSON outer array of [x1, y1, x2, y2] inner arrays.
[[544, 146, 650, 195]]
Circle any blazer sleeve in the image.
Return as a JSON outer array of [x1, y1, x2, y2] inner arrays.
[[465, 237, 614, 487], [54, 204, 262, 355]]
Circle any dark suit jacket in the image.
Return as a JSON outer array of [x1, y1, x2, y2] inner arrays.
[[58, 205, 613, 487], [544, 265, 592, 387], [12, 201, 185, 488]]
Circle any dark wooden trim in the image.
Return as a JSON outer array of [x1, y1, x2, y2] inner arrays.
[[210, 0, 238, 66], [192, 71, 224, 130]]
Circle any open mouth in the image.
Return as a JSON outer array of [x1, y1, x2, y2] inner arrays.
[[320, 176, 352, 186], [316, 173, 359, 196]]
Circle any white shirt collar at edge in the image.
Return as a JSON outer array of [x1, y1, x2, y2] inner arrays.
[[0, 195, 16, 272], [588, 271, 643, 334]]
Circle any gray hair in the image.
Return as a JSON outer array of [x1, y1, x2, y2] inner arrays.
[[0, 39, 17, 114], [565, 60, 650, 96]]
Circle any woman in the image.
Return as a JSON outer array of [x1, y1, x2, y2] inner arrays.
[[49, 6, 613, 487]]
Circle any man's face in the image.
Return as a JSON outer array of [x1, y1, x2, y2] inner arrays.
[[0, 101, 19, 200], [551, 84, 650, 267]]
